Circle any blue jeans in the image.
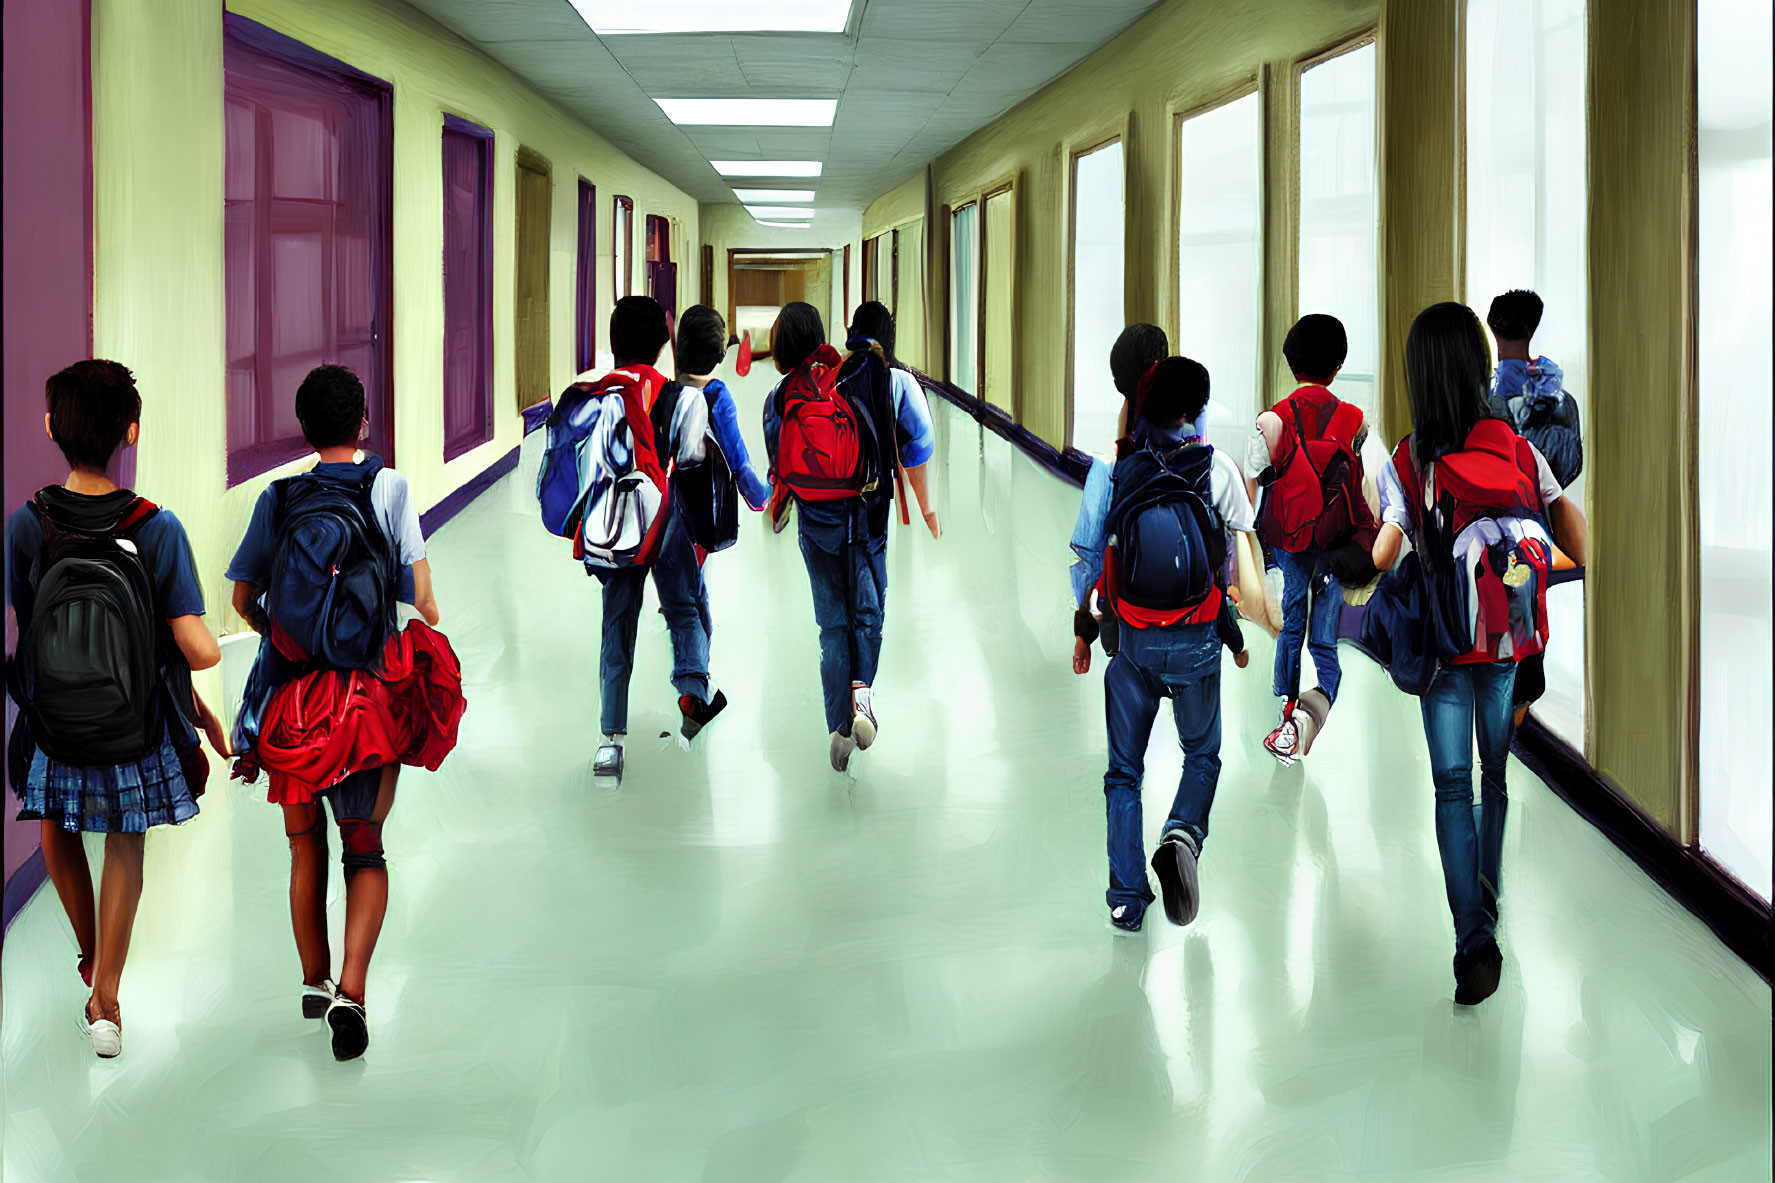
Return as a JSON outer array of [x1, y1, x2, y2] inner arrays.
[[595, 514, 714, 734], [1272, 546, 1342, 703], [1420, 661, 1516, 957], [796, 525, 887, 736], [1102, 622, 1222, 917]]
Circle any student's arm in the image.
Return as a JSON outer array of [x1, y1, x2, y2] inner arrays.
[[232, 581, 269, 635], [169, 614, 220, 672], [1548, 496, 1588, 567], [1372, 523, 1405, 572], [1371, 449, 1411, 572], [904, 463, 940, 539], [893, 370, 940, 538], [1232, 530, 1264, 614], [708, 383, 770, 509], [411, 558, 441, 626], [190, 684, 230, 757]]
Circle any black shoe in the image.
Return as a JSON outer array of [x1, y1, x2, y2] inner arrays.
[[679, 690, 729, 741], [1150, 830, 1201, 927], [326, 994, 370, 1061], [1454, 938, 1503, 1006], [1109, 903, 1144, 933]]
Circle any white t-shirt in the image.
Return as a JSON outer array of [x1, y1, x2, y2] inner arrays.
[[367, 468, 426, 566]]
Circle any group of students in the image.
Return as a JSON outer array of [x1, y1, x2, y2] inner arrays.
[[8, 361, 464, 1062], [537, 295, 941, 784], [5, 281, 1581, 1069], [1071, 290, 1586, 1007]]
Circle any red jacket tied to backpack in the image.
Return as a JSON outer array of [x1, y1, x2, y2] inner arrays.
[[1256, 385, 1373, 554], [232, 620, 465, 804]]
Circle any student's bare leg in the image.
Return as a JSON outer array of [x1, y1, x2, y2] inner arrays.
[[40, 821, 97, 977], [87, 832, 145, 1027], [337, 765, 396, 1005], [283, 801, 332, 988]]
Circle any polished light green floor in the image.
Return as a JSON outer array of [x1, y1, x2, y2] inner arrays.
[[3, 377, 1770, 1181]]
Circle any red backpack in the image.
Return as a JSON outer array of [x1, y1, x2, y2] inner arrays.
[[774, 344, 866, 502], [1393, 420, 1553, 665], [1255, 386, 1369, 553]]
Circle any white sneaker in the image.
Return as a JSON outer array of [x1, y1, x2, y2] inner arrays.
[[302, 979, 338, 1019], [80, 1003, 121, 1059], [1264, 713, 1300, 767], [828, 730, 857, 772], [850, 684, 877, 750]]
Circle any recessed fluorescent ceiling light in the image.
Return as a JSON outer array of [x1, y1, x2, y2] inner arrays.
[[573, 0, 852, 34], [760, 222, 812, 229], [732, 189, 815, 203], [712, 160, 823, 178], [657, 99, 836, 127], [747, 206, 816, 220]]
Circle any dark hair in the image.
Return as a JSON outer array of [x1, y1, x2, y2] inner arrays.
[[1405, 302, 1496, 466], [296, 364, 367, 450], [611, 295, 670, 365], [45, 359, 141, 473], [1283, 314, 1348, 381], [848, 300, 896, 366], [1486, 289, 1544, 341], [1139, 356, 1211, 429], [771, 302, 826, 372], [1110, 324, 1169, 396], [675, 305, 728, 376]]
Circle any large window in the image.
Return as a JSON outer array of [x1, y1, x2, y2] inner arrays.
[[1177, 93, 1261, 456], [224, 16, 393, 484], [982, 187, 1015, 412], [1297, 42, 1379, 420], [949, 202, 979, 393], [442, 116, 493, 460], [1466, 0, 1589, 748], [576, 178, 596, 373], [1698, 0, 1773, 901], [894, 219, 926, 369], [1069, 139, 1125, 455]]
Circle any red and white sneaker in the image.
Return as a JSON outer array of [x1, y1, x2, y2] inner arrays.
[[1264, 702, 1301, 766]]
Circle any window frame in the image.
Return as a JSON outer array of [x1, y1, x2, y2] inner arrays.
[[440, 113, 495, 461], [978, 181, 1017, 416], [948, 200, 981, 394], [1065, 133, 1125, 451], [577, 177, 597, 373], [613, 194, 634, 300]]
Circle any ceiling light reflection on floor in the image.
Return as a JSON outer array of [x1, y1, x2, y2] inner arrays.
[[657, 99, 836, 127]]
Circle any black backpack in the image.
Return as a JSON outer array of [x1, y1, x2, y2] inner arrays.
[[13, 491, 190, 765], [651, 382, 740, 553], [264, 458, 399, 671], [1490, 386, 1582, 488], [1105, 440, 1226, 613]]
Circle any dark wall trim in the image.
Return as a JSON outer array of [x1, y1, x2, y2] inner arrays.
[[910, 367, 1091, 487], [419, 444, 519, 538], [1512, 715, 1771, 984]]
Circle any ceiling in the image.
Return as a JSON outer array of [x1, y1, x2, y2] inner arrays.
[[404, 0, 1163, 215]]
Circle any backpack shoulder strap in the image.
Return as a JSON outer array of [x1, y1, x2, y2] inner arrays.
[[1392, 436, 1424, 524]]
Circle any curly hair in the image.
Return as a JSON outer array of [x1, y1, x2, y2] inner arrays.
[[295, 364, 367, 450]]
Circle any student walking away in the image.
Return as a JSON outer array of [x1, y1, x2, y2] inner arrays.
[[5, 360, 226, 1059], [535, 295, 712, 784], [658, 304, 771, 744], [1243, 314, 1378, 766], [1366, 301, 1589, 1006], [227, 363, 464, 1062], [762, 300, 940, 772], [1070, 358, 1264, 933], [1486, 289, 1584, 725]]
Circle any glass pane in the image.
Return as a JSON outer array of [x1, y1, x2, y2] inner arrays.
[[1178, 94, 1261, 457], [982, 189, 1014, 411], [950, 204, 979, 394], [272, 106, 333, 201], [1465, 0, 1589, 748], [1698, 0, 1774, 901], [1070, 140, 1125, 456], [1298, 44, 1378, 419], [895, 218, 926, 370]]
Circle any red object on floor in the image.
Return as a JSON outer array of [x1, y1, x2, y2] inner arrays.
[[736, 331, 752, 377], [234, 621, 467, 805]]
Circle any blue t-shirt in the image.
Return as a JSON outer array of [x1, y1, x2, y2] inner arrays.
[[7, 489, 207, 751]]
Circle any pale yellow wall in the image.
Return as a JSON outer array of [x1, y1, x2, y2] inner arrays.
[[862, 170, 926, 240], [91, 0, 700, 637], [925, 0, 1378, 445]]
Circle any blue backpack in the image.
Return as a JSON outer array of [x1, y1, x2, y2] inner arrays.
[[264, 458, 399, 671]]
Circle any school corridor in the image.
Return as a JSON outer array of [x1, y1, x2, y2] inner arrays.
[[4, 0, 1772, 1179]]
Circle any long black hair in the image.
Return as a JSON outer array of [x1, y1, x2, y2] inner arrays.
[[848, 300, 897, 367], [1405, 302, 1496, 466], [770, 301, 826, 374]]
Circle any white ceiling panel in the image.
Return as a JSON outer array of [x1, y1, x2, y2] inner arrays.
[[404, 0, 1165, 208]]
